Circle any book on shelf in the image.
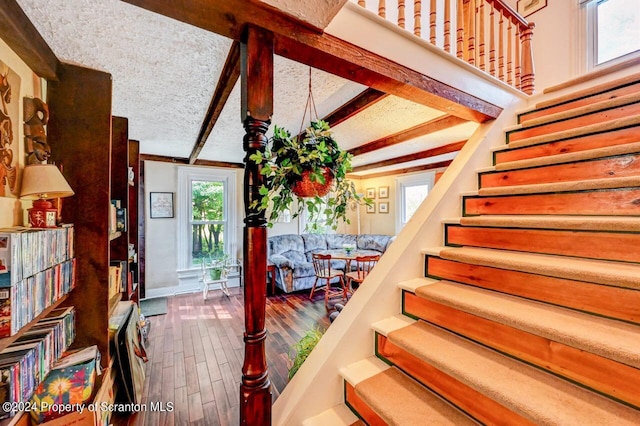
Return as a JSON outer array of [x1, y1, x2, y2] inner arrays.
[[0, 259, 76, 338], [0, 307, 75, 420], [0, 227, 75, 339]]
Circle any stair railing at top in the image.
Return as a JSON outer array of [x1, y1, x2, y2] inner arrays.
[[355, 0, 535, 94]]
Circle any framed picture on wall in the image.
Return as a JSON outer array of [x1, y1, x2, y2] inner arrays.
[[150, 192, 174, 218], [366, 187, 376, 199], [379, 201, 389, 214], [378, 186, 389, 199], [517, 0, 547, 17], [366, 203, 376, 214]]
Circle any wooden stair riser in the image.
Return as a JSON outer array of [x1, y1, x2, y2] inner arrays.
[[519, 82, 640, 124], [424, 256, 640, 323], [463, 188, 640, 216], [507, 102, 640, 144], [404, 292, 640, 408], [481, 153, 640, 188], [444, 224, 640, 263], [376, 334, 535, 426], [494, 125, 640, 164], [344, 382, 386, 426]]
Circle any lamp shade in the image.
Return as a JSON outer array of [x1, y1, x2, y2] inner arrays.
[[20, 164, 74, 200]]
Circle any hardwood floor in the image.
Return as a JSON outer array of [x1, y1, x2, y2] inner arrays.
[[125, 287, 334, 426]]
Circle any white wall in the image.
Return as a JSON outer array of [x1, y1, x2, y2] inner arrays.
[[0, 37, 42, 228], [503, 0, 579, 91], [143, 161, 244, 296], [144, 161, 178, 290]]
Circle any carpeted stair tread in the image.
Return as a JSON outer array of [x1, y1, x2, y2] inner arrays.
[[436, 246, 640, 290], [521, 92, 640, 128], [387, 322, 640, 425], [354, 367, 477, 426], [414, 281, 640, 368], [477, 175, 640, 196], [494, 141, 640, 171], [537, 72, 640, 109], [397, 277, 439, 292], [509, 115, 640, 149], [459, 215, 640, 232]]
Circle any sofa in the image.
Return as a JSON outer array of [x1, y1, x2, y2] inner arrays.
[[267, 233, 395, 293]]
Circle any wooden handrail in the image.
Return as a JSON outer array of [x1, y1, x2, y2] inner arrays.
[[354, 0, 535, 94]]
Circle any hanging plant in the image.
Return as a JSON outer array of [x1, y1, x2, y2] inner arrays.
[[249, 119, 370, 231]]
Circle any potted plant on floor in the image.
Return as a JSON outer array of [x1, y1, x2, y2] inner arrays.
[[249, 119, 370, 231], [288, 327, 324, 380]]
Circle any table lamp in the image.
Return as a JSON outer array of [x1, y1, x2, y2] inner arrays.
[[20, 164, 74, 228]]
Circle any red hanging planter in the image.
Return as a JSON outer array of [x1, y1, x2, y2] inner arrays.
[[291, 167, 333, 198]]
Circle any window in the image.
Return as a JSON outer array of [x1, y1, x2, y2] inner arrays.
[[395, 173, 435, 233], [584, 0, 640, 69], [191, 180, 226, 264], [177, 167, 237, 270]]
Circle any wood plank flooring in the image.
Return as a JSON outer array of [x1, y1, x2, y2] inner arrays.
[[122, 287, 333, 426]]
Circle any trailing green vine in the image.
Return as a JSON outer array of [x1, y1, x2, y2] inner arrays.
[[249, 120, 371, 232]]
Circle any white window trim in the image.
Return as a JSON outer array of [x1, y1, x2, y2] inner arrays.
[[176, 166, 237, 272], [395, 172, 435, 234], [581, 0, 640, 73]]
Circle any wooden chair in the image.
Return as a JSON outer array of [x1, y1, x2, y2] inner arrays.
[[345, 254, 380, 292], [310, 253, 347, 308]]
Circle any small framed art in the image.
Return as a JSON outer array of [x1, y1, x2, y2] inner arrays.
[[366, 187, 376, 199], [378, 186, 389, 199], [379, 201, 389, 214], [150, 192, 174, 218], [366, 203, 376, 214], [517, 0, 547, 18]]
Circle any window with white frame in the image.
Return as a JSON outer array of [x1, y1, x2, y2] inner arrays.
[[177, 167, 237, 270], [395, 172, 435, 233], [583, 0, 640, 69]]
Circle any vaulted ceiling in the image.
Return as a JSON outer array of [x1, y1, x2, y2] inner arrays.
[[14, 0, 494, 178]]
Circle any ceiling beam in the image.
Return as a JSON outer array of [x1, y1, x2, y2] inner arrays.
[[350, 159, 453, 179], [295, 87, 387, 139], [189, 41, 241, 164], [323, 88, 388, 127], [0, 1, 60, 80], [349, 115, 467, 157], [121, 0, 501, 122], [141, 153, 243, 168], [351, 139, 465, 173]]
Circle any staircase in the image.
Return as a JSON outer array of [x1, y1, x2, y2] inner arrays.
[[330, 74, 640, 425]]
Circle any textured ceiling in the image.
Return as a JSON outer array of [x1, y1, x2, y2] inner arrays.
[[16, 0, 473, 175]]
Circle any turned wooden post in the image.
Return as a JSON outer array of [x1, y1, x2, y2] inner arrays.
[[498, 13, 505, 81], [379, 0, 386, 18], [515, 25, 522, 89], [520, 22, 535, 94], [398, 0, 406, 28], [444, 0, 452, 52], [240, 24, 273, 426], [456, 0, 464, 59], [478, 0, 486, 71], [507, 19, 513, 85], [489, 3, 496, 76], [414, 0, 422, 37], [430, 0, 437, 44], [358, 0, 366, 6], [466, 0, 476, 65]]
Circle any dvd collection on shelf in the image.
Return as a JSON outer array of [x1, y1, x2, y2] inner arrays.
[[0, 306, 76, 420], [0, 226, 76, 338]]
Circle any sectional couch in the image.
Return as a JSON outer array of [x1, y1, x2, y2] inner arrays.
[[267, 233, 395, 293]]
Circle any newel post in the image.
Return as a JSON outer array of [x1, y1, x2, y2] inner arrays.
[[240, 24, 273, 426], [520, 22, 535, 95]]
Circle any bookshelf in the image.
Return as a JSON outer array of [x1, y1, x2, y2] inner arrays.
[[47, 62, 121, 368], [127, 139, 140, 302]]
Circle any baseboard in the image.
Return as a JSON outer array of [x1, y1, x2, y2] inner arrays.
[[144, 277, 240, 299]]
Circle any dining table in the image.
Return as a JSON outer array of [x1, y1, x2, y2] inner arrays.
[[317, 248, 381, 271]]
